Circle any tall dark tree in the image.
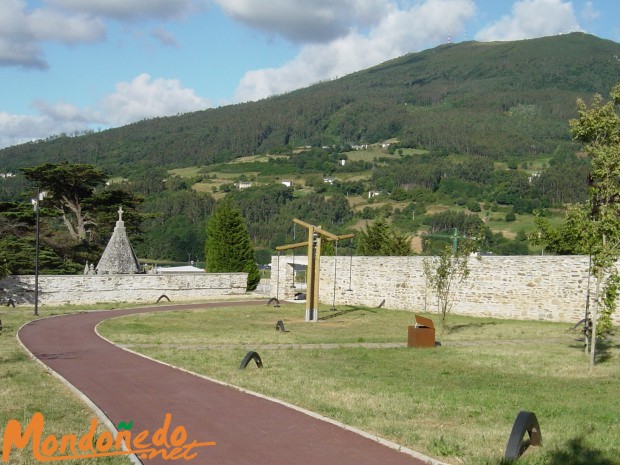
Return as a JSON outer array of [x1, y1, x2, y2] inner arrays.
[[205, 198, 260, 291], [356, 218, 413, 256], [21, 162, 107, 243]]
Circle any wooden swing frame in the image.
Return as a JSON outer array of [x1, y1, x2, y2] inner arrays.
[[276, 218, 353, 321]]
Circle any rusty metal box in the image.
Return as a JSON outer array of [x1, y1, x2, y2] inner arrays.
[[407, 315, 436, 348]]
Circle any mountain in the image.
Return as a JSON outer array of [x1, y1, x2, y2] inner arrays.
[[1, 32, 619, 178]]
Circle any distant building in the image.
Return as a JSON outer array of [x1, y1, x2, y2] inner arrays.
[[235, 181, 253, 189], [155, 265, 205, 274], [368, 190, 382, 199], [281, 180, 292, 187], [0, 173, 15, 179], [323, 177, 335, 184]]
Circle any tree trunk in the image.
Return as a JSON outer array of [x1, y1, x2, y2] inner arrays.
[[590, 272, 601, 370]]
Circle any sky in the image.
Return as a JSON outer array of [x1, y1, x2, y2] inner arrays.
[[0, 0, 618, 149]]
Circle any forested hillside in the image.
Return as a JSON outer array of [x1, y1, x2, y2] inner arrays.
[[1, 33, 619, 177], [1, 32, 619, 272]]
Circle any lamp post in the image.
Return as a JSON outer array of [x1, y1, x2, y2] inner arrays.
[[31, 188, 46, 316]]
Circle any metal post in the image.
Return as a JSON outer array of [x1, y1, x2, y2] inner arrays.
[[331, 241, 338, 310], [452, 228, 458, 253], [347, 238, 353, 291], [33, 188, 43, 316]]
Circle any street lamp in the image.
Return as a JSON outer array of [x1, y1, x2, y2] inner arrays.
[[31, 189, 46, 316]]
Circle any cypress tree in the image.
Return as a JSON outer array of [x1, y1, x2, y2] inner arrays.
[[356, 218, 413, 256], [205, 198, 260, 291]]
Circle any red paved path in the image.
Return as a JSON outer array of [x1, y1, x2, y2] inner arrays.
[[19, 301, 435, 465]]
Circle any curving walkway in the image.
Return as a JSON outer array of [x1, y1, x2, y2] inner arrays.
[[19, 301, 439, 465]]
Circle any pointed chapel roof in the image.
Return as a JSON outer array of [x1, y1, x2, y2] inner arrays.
[[96, 207, 141, 274]]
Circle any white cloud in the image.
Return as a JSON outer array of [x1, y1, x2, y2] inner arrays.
[[0, 109, 94, 148], [48, 0, 205, 20], [0, 74, 210, 148], [475, 0, 582, 42], [151, 27, 179, 47], [29, 10, 106, 43], [0, 0, 206, 69], [101, 74, 210, 125], [214, 0, 391, 43], [580, 1, 600, 22], [235, 0, 475, 101], [0, 0, 105, 68]]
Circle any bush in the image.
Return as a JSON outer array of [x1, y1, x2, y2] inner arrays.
[[466, 200, 481, 212]]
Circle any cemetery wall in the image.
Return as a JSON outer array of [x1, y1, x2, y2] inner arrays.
[[0, 273, 248, 306], [271, 255, 620, 325]]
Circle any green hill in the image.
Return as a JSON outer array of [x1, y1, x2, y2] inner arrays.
[[1, 32, 619, 178], [1, 33, 619, 268]]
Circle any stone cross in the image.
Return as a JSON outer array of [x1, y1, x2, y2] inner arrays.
[[118, 206, 124, 222]]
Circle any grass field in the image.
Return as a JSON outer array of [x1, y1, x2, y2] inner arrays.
[[99, 304, 620, 465], [0, 305, 133, 465]]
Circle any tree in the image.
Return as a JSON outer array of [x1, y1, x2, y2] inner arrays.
[[423, 238, 478, 331], [356, 218, 412, 256], [533, 82, 620, 367], [205, 198, 260, 291], [570, 82, 620, 368], [21, 162, 107, 243]]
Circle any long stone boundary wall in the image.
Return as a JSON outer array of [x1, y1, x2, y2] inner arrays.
[[270, 255, 620, 325], [0, 273, 248, 306]]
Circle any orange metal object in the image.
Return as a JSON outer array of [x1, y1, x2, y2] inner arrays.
[[407, 315, 436, 348]]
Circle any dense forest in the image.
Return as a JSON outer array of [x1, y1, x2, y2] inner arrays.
[[0, 33, 618, 274], [1, 33, 619, 176]]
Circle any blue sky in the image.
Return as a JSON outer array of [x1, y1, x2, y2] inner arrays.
[[1, 0, 618, 149]]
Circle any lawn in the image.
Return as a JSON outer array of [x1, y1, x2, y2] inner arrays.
[[99, 304, 620, 465]]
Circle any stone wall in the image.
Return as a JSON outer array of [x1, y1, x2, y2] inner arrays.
[[271, 255, 620, 325], [0, 273, 248, 306]]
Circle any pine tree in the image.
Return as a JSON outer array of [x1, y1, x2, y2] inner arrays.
[[205, 198, 260, 291], [356, 218, 412, 256]]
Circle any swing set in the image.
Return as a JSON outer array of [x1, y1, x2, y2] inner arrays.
[[275, 218, 353, 322]]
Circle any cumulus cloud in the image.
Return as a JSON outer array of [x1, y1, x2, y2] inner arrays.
[[234, 0, 475, 101], [48, 0, 204, 20], [0, 0, 206, 69], [0, 0, 105, 68], [214, 0, 391, 43], [0, 74, 210, 148], [475, 0, 582, 42], [101, 74, 210, 125], [0, 108, 97, 148]]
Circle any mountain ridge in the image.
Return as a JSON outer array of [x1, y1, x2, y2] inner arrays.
[[1, 32, 619, 178]]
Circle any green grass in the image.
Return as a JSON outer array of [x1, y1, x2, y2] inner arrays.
[[485, 210, 566, 238], [99, 304, 620, 465], [168, 166, 203, 178], [0, 305, 132, 465]]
